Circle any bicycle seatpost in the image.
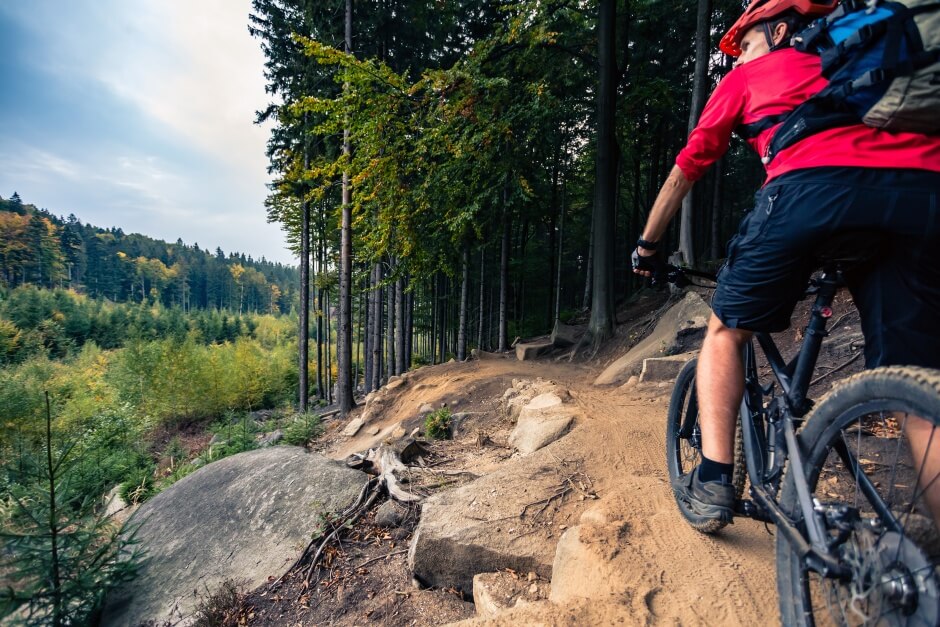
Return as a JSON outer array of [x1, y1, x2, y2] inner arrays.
[[787, 268, 843, 416]]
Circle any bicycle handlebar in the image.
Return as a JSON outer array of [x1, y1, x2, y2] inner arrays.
[[652, 265, 718, 288]]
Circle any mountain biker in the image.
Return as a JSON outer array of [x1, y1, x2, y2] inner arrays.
[[632, 0, 940, 525]]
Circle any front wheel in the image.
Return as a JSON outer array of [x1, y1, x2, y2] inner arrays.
[[776, 366, 940, 626], [666, 358, 745, 533]]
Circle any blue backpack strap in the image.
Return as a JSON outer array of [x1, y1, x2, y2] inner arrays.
[[734, 113, 790, 140], [762, 94, 858, 164]]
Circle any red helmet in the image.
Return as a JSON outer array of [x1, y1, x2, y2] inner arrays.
[[719, 0, 838, 57]]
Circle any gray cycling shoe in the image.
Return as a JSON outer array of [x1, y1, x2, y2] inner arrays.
[[672, 469, 735, 523]]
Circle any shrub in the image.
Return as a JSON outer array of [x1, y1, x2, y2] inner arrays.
[[0, 396, 143, 625], [281, 412, 323, 446], [120, 465, 157, 505], [424, 407, 452, 440]]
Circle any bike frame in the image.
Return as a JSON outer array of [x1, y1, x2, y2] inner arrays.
[[737, 268, 854, 577]]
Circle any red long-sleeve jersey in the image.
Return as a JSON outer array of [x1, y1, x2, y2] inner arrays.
[[675, 48, 940, 184]]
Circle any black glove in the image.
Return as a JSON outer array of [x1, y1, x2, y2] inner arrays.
[[631, 247, 668, 278]]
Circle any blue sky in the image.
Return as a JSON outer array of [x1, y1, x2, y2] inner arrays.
[[0, 1, 294, 264]]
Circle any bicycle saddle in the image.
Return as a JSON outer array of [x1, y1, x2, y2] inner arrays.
[[812, 231, 880, 269]]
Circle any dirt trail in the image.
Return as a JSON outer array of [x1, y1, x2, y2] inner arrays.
[[353, 355, 779, 624], [555, 373, 779, 625], [252, 354, 780, 625]]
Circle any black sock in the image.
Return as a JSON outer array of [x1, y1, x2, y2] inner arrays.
[[698, 456, 734, 484]]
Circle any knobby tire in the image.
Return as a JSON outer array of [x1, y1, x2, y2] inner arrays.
[[776, 366, 940, 627]]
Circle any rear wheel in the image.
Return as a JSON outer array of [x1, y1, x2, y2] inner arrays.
[[776, 366, 940, 626], [666, 358, 745, 533]]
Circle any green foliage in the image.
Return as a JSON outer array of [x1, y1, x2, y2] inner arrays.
[[208, 415, 259, 460], [424, 407, 452, 440], [0, 397, 143, 625], [281, 412, 324, 446]]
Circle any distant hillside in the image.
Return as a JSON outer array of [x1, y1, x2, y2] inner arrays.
[[0, 192, 298, 313]]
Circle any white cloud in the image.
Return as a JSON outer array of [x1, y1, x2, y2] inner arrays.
[[93, 1, 272, 175], [0, 1, 291, 263]]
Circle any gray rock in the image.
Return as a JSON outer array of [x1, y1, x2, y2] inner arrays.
[[102, 447, 367, 626], [374, 500, 405, 528], [515, 341, 554, 361], [258, 429, 284, 447], [450, 412, 471, 438], [594, 292, 711, 386], [418, 403, 435, 416], [250, 409, 275, 423], [549, 321, 583, 348], [343, 417, 365, 437], [638, 351, 697, 383], [508, 393, 575, 454], [408, 448, 563, 594]]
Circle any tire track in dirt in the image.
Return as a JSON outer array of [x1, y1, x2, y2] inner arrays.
[[560, 380, 780, 625]]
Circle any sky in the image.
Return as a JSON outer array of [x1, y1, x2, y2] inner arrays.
[[0, 1, 295, 265]]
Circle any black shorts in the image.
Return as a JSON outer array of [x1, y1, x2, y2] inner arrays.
[[712, 167, 940, 369]]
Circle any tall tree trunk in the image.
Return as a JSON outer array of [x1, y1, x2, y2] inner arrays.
[[298, 151, 310, 412], [316, 228, 325, 399], [457, 245, 469, 360], [582, 218, 594, 310], [555, 169, 567, 323], [395, 273, 405, 375], [326, 288, 333, 404], [477, 245, 485, 351], [337, 0, 354, 413], [430, 277, 438, 364], [710, 156, 724, 260], [405, 284, 413, 369], [370, 263, 383, 390], [547, 195, 558, 328], [498, 204, 510, 352], [586, 0, 618, 350], [386, 258, 395, 378], [488, 284, 494, 350], [364, 266, 373, 392], [438, 274, 446, 361], [356, 273, 363, 392], [678, 0, 712, 265]]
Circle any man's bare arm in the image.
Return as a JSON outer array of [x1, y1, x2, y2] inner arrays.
[[641, 165, 693, 248], [633, 165, 693, 275]]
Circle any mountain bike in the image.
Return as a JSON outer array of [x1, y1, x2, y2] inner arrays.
[[663, 255, 940, 626]]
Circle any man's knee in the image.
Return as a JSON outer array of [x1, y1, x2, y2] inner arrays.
[[706, 313, 752, 347]]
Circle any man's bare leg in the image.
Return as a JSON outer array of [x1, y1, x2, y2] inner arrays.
[[904, 415, 940, 528], [697, 314, 752, 465]]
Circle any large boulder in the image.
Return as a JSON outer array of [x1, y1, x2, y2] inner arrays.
[[549, 321, 583, 348], [102, 447, 368, 626], [515, 340, 553, 361], [408, 445, 570, 594], [594, 292, 711, 386]]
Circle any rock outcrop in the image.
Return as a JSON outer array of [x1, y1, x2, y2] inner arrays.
[[594, 291, 711, 386], [102, 447, 368, 626], [408, 444, 571, 594]]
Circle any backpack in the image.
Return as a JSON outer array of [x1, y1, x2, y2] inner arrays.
[[761, 0, 940, 164]]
